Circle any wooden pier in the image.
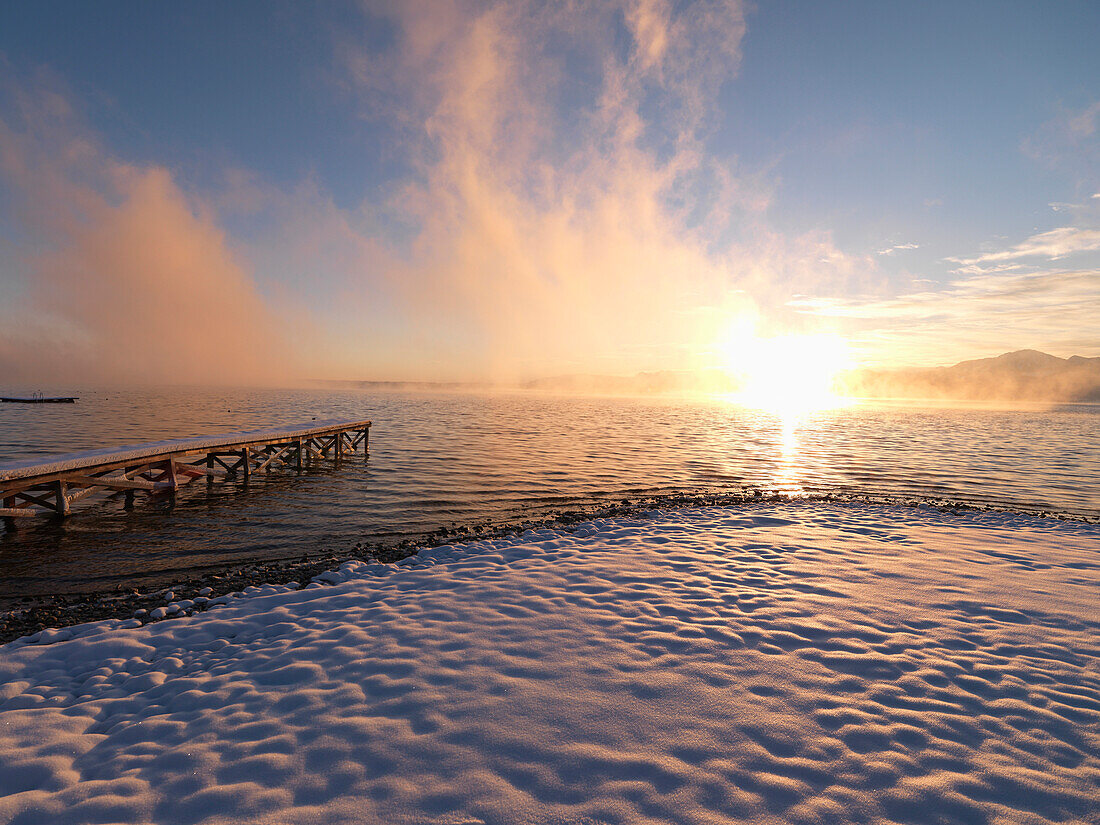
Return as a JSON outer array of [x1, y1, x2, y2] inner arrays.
[[1, 396, 78, 403], [0, 419, 370, 523]]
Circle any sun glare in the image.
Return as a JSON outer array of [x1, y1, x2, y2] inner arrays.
[[722, 332, 853, 414]]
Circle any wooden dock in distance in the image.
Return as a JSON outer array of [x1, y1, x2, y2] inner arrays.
[[1, 396, 78, 403], [0, 419, 370, 523]]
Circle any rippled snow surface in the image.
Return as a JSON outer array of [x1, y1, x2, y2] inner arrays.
[[1, 503, 1097, 824], [0, 387, 1097, 597]]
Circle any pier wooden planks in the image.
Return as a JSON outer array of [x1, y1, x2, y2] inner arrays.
[[0, 419, 370, 523]]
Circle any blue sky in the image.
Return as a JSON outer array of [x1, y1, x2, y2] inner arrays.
[[720, 1, 1099, 262], [1, 1, 1097, 383]]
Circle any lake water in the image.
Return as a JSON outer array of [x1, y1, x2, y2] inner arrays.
[[0, 386, 1097, 598]]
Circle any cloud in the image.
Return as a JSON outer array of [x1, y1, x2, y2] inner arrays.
[[876, 243, 919, 256], [325, 0, 870, 378], [1067, 101, 1100, 139], [1022, 100, 1100, 190], [0, 79, 293, 385], [791, 269, 1100, 366], [946, 226, 1100, 268], [2, 3, 877, 384]]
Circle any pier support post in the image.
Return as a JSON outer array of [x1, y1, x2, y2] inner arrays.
[[241, 448, 251, 481], [54, 481, 70, 517], [296, 439, 304, 471], [165, 459, 179, 491], [2, 496, 17, 531]]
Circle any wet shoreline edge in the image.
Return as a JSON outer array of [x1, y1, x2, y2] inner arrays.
[[2, 489, 1096, 645]]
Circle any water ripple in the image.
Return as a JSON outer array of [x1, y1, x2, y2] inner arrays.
[[0, 387, 1096, 596]]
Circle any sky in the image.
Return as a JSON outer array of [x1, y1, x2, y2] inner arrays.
[[0, 0, 1097, 385]]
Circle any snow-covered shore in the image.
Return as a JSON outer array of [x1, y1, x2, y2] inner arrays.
[[1, 502, 1097, 824]]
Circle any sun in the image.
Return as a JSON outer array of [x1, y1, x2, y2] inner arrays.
[[721, 331, 853, 414]]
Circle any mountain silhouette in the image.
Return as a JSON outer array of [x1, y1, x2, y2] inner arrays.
[[838, 350, 1100, 402]]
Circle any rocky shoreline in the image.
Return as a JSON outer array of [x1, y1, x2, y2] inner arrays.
[[2, 490, 1093, 645]]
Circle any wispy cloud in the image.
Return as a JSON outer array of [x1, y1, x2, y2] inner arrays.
[[947, 226, 1100, 268], [876, 242, 919, 256], [0, 2, 879, 382], [1067, 101, 1100, 138], [792, 269, 1100, 366], [1022, 99, 1100, 191], [322, 0, 870, 378]]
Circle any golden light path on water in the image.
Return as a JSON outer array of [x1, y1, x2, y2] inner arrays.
[[723, 401, 859, 495], [718, 330, 858, 493]]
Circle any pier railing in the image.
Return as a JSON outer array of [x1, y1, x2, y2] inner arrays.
[[0, 419, 370, 523]]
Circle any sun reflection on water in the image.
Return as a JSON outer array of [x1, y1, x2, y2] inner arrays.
[[776, 411, 803, 492], [714, 331, 858, 491], [718, 401, 857, 495]]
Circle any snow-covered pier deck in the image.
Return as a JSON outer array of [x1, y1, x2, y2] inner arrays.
[[0, 419, 370, 523]]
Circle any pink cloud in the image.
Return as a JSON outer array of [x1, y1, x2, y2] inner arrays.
[[0, 86, 295, 385]]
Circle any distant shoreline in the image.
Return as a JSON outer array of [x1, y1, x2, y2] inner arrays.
[[308, 349, 1100, 404]]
